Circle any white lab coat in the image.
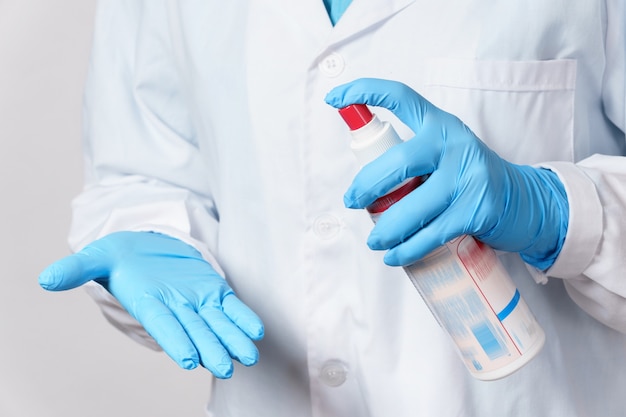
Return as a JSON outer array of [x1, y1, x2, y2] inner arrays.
[[72, 1, 626, 416]]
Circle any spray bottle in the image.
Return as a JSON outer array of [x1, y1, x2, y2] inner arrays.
[[337, 104, 545, 380]]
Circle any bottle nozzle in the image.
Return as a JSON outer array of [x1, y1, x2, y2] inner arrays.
[[338, 104, 374, 131]]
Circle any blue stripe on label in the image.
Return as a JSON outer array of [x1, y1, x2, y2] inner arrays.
[[471, 322, 508, 360], [497, 289, 520, 321]]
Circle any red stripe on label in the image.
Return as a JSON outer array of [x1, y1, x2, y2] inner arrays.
[[366, 176, 426, 214]]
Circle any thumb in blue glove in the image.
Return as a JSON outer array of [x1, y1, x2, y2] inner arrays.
[[325, 78, 569, 270], [39, 231, 264, 378]]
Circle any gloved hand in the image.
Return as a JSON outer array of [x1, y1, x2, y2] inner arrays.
[[38, 231, 264, 378], [325, 78, 569, 270]]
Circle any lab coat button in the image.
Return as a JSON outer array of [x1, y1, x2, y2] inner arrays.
[[318, 52, 345, 77], [319, 360, 348, 387], [313, 214, 341, 239]]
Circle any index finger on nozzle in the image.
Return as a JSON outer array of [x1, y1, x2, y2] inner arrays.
[[324, 78, 404, 108], [325, 78, 430, 132]]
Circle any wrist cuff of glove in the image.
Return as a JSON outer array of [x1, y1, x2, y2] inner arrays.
[[537, 161, 603, 278], [520, 167, 569, 271]]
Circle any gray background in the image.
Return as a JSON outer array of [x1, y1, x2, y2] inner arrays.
[[0, 1, 213, 415]]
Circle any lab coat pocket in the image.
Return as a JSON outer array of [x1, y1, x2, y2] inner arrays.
[[423, 59, 576, 165]]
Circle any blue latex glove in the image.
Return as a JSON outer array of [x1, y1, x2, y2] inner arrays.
[[325, 78, 569, 270], [39, 231, 264, 378]]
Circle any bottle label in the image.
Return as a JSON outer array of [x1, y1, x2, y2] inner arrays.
[[404, 236, 543, 378]]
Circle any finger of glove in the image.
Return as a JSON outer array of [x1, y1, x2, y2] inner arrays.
[[345, 136, 442, 209], [222, 294, 265, 341], [367, 171, 454, 251], [198, 303, 260, 367], [383, 209, 467, 266], [171, 305, 234, 378], [134, 296, 200, 371], [38, 245, 111, 291], [325, 78, 432, 133]]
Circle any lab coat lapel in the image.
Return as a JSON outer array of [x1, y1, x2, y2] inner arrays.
[[268, 0, 334, 42], [328, 0, 416, 44], [270, 0, 416, 47]]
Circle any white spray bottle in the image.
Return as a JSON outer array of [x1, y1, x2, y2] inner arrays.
[[338, 104, 545, 380]]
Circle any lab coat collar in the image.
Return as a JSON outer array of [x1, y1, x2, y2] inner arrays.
[[329, 0, 416, 44], [274, 0, 416, 47]]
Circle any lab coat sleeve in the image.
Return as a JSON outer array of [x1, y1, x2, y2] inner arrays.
[[533, 0, 626, 333], [68, 1, 222, 350]]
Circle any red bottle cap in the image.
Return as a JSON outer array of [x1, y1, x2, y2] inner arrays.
[[338, 104, 373, 131]]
